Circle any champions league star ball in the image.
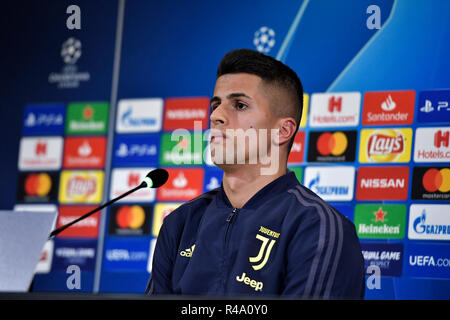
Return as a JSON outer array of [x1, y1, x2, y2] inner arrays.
[[61, 37, 82, 64], [253, 26, 276, 53]]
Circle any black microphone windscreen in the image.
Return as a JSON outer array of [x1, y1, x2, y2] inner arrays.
[[145, 168, 169, 188]]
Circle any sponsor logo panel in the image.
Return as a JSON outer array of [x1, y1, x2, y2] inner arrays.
[[103, 239, 150, 271], [356, 166, 409, 201], [108, 205, 152, 236], [157, 168, 204, 201], [304, 166, 354, 201], [299, 94, 309, 128], [307, 130, 356, 162], [354, 204, 406, 239], [147, 238, 157, 273], [56, 206, 99, 238], [411, 166, 450, 200], [404, 243, 450, 279], [417, 90, 450, 123], [408, 205, 450, 240], [35, 240, 54, 274], [288, 166, 303, 184], [152, 203, 183, 237], [116, 99, 163, 133], [63, 137, 106, 169], [287, 131, 305, 164], [362, 90, 415, 125], [359, 128, 412, 163], [23, 104, 65, 135], [17, 171, 59, 203], [53, 239, 97, 272], [413, 127, 450, 163], [163, 97, 210, 130], [361, 243, 404, 277], [309, 92, 360, 127], [18, 137, 63, 170], [58, 170, 104, 204], [65, 102, 109, 135], [203, 169, 223, 192], [331, 204, 354, 221], [112, 134, 159, 167], [109, 168, 156, 202], [160, 132, 204, 166]]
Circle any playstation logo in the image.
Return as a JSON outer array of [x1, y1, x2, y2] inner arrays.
[[420, 100, 434, 113]]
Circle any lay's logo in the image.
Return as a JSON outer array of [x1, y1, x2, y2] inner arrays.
[[359, 128, 412, 163], [59, 170, 104, 204]]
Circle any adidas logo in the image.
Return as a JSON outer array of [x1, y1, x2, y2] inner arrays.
[[180, 244, 196, 258]]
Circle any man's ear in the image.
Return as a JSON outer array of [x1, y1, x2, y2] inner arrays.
[[275, 117, 297, 146]]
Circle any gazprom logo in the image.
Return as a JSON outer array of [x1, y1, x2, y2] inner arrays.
[[116, 99, 163, 133], [308, 173, 349, 196], [121, 107, 157, 127], [412, 209, 450, 236]]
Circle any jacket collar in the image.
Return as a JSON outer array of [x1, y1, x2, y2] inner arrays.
[[216, 170, 300, 209]]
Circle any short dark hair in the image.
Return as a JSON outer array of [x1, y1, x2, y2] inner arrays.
[[216, 48, 303, 155]]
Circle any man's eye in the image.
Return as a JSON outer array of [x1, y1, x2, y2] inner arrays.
[[211, 104, 219, 111], [235, 102, 248, 110]]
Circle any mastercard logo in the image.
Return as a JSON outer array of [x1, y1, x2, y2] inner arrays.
[[422, 168, 450, 193], [316, 132, 348, 156], [25, 173, 52, 196], [116, 205, 146, 229]]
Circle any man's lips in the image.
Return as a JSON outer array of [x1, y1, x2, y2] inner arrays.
[[210, 131, 227, 143]]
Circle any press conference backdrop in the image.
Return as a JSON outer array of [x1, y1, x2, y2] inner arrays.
[[1, 0, 450, 299]]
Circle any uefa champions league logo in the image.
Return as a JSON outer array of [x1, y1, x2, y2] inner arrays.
[[253, 26, 275, 53], [48, 37, 90, 89], [61, 37, 82, 64]]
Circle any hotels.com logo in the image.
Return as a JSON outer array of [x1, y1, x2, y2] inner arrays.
[[414, 127, 450, 163], [35, 142, 47, 155], [434, 130, 449, 148], [309, 92, 360, 127]]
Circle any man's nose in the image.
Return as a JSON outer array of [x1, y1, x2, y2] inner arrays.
[[210, 104, 227, 126]]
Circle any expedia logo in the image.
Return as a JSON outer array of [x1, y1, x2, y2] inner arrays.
[[180, 244, 196, 258], [360, 128, 412, 163]]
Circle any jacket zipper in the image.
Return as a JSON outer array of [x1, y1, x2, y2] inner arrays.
[[220, 208, 238, 291]]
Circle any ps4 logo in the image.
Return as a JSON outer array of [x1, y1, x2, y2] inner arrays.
[[25, 112, 64, 127], [116, 143, 157, 158], [420, 100, 449, 113]]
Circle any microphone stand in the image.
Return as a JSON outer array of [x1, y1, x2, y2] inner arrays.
[[48, 182, 146, 239]]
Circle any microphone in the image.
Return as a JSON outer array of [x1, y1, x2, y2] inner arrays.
[[48, 168, 169, 239]]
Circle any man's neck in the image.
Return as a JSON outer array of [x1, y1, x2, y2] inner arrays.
[[221, 165, 287, 209]]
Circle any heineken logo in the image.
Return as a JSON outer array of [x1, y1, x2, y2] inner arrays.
[[354, 204, 406, 239]]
